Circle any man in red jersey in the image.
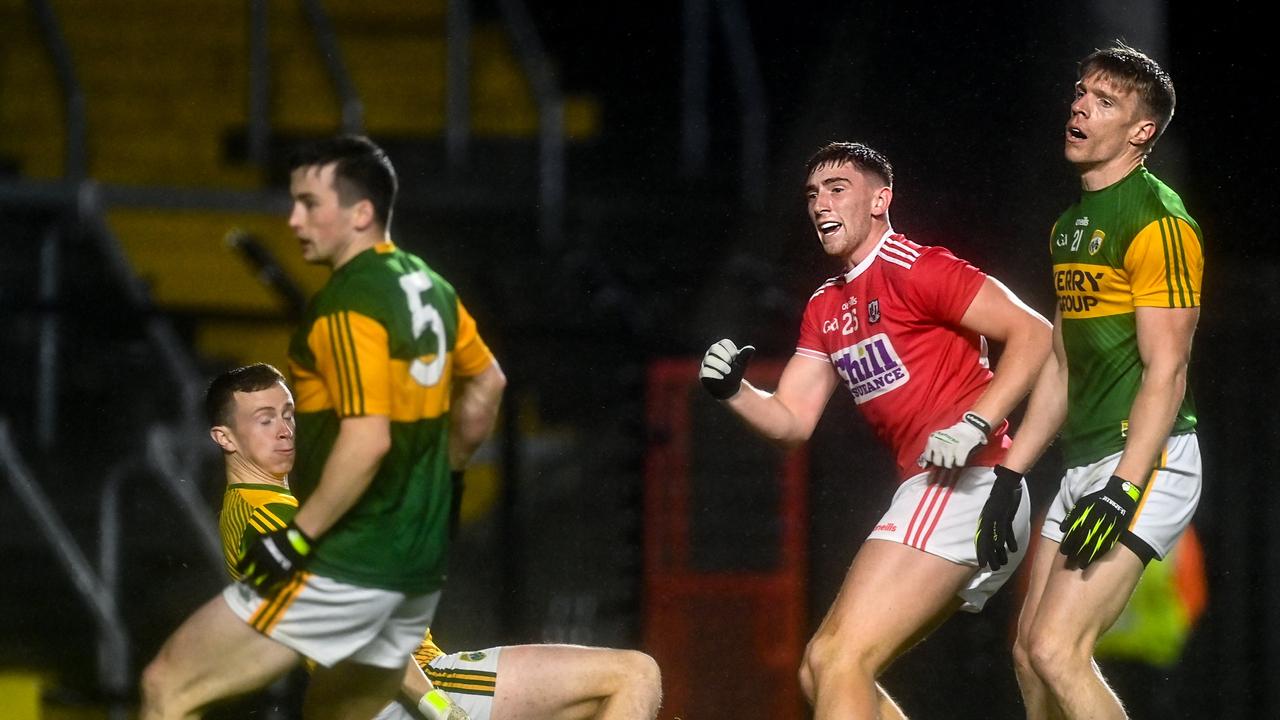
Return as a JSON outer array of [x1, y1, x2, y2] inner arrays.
[[700, 142, 1051, 719]]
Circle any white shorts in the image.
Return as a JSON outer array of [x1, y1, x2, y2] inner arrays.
[[221, 573, 440, 669], [371, 647, 503, 720], [867, 465, 1031, 613], [1042, 433, 1201, 562]]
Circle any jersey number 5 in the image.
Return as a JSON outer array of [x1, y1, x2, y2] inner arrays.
[[399, 271, 447, 387]]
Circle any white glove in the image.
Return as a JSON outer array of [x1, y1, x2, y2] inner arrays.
[[917, 412, 991, 469], [418, 688, 470, 720], [699, 339, 755, 400]]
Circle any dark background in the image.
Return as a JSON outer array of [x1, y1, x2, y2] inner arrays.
[[1, 1, 1276, 718]]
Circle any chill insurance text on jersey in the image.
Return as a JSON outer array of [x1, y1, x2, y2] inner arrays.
[[796, 231, 1000, 481]]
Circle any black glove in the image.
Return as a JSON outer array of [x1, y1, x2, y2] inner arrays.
[[237, 521, 313, 595], [449, 470, 466, 540], [975, 465, 1023, 571], [699, 339, 755, 400], [1059, 475, 1142, 567]]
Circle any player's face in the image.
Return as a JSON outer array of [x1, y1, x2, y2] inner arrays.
[[1064, 72, 1150, 169], [225, 382, 296, 477], [805, 162, 885, 267], [288, 163, 361, 267]]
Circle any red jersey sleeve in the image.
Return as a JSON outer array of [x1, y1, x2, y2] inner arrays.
[[903, 246, 986, 325], [795, 283, 833, 361]]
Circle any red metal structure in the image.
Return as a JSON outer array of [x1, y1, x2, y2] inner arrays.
[[643, 358, 809, 720]]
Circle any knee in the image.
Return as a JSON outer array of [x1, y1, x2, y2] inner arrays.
[[801, 632, 870, 692], [616, 651, 662, 714], [797, 661, 816, 705], [1011, 628, 1035, 679], [1026, 627, 1086, 686], [626, 650, 662, 696]]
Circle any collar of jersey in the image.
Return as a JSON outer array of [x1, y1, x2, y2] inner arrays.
[[842, 227, 896, 283]]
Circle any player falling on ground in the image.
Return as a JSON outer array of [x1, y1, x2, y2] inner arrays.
[[141, 136, 507, 719], [975, 44, 1204, 720], [197, 364, 662, 720], [700, 141, 1051, 719]]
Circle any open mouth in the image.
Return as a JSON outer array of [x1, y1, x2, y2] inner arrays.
[[1067, 127, 1087, 141], [819, 221, 841, 235]]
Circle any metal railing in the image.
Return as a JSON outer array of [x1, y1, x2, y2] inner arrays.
[[680, 0, 768, 207], [0, 419, 130, 720], [247, 0, 272, 166], [299, 0, 365, 135], [446, 0, 473, 171], [28, 0, 86, 181], [495, 0, 566, 247]]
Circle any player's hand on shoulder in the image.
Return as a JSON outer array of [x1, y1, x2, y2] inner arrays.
[[975, 465, 1023, 570], [1059, 475, 1142, 567], [237, 522, 314, 596], [700, 338, 755, 400], [918, 411, 991, 469]]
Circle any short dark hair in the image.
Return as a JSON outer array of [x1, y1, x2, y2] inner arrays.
[[205, 363, 287, 428], [1079, 43, 1176, 150], [805, 142, 894, 188], [287, 135, 399, 230]]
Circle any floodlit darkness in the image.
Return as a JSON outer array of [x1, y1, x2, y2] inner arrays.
[[0, 2, 1275, 718]]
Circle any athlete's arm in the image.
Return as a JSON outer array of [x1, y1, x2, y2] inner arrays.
[[449, 360, 507, 470], [292, 414, 391, 538], [957, 277, 1053, 428], [724, 354, 838, 448], [1111, 305, 1199, 486], [1001, 310, 1069, 473], [400, 658, 434, 705]]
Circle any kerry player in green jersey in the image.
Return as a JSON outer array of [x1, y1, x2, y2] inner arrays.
[[141, 138, 507, 720], [974, 45, 1203, 720]]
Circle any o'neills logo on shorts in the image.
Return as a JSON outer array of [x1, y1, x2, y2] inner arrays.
[[875, 522, 898, 532], [832, 333, 909, 404]]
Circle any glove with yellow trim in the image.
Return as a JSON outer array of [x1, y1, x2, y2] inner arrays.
[[237, 521, 313, 595], [1059, 475, 1142, 568], [975, 465, 1023, 571]]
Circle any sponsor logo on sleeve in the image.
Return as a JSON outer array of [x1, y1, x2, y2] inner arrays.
[[831, 332, 909, 404]]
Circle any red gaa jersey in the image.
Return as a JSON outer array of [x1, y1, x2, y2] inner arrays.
[[796, 231, 1010, 480]]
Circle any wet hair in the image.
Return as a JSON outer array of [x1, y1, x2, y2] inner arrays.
[[287, 135, 399, 230], [1079, 42, 1176, 149], [805, 142, 894, 188], [205, 363, 287, 428]]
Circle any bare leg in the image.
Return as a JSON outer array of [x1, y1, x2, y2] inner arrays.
[[1013, 539, 1066, 720], [140, 595, 300, 720], [305, 661, 405, 720], [491, 645, 662, 720], [1026, 546, 1145, 720], [799, 539, 975, 720]]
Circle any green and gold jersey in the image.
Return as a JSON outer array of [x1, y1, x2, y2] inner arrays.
[[1050, 166, 1202, 467], [288, 241, 495, 594], [220, 481, 449, 664], [219, 482, 298, 579]]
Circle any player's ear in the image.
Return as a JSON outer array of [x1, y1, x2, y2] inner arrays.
[[351, 198, 376, 233], [870, 186, 893, 218], [210, 425, 237, 453], [1129, 119, 1157, 149]]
